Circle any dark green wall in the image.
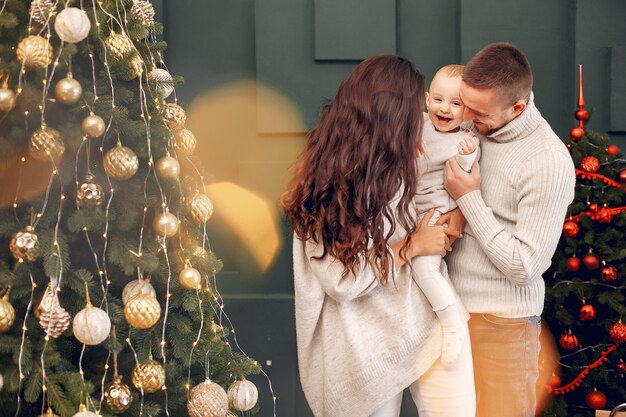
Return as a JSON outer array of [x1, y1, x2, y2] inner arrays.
[[157, 1, 626, 415]]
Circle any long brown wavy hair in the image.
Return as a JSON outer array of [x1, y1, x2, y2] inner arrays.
[[281, 55, 426, 285]]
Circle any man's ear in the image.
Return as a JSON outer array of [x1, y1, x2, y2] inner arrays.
[[512, 100, 526, 117]]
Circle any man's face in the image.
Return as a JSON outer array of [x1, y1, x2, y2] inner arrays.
[[459, 82, 522, 135]]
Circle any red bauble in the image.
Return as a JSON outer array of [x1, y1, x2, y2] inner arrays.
[[559, 330, 579, 350], [618, 359, 626, 374], [548, 374, 562, 389], [580, 156, 600, 173], [609, 321, 626, 344], [586, 390, 607, 410], [620, 169, 626, 183], [582, 253, 600, 270], [570, 126, 585, 141], [601, 265, 618, 282], [597, 207, 614, 223], [606, 144, 620, 156], [588, 203, 599, 213], [575, 109, 589, 121], [562, 221, 579, 237], [566, 256, 581, 272], [579, 303, 596, 321]]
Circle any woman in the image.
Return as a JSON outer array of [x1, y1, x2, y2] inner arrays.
[[281, 55, 475, 417]]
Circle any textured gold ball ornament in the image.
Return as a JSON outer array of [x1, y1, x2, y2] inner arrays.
[[103, 142, 139, 180], [54, 73, 83, 105], [54, 7, 91, 44], [122, 279, 156, 305], [188, 379, 229, 417], [155, 155, 180, 181], [104, 31, 134, 61], [147, 68, 174, 99], [9, 225, 39, 262], [28, 125, 65, 162], [0, 86, 16, 112], [152, 210, 179, 238], [124, 293, 161, 329], [0, 291, 16, 334], [16, 35, 53, 70], [30, 0, 57, 25], [132, 359, 165, 393], [104, 375, 133, 414], [162, 103, 186, 130], [179, 266, 202, 290], [187, 193, 214, 224], [227, 378, 258, 412], [71, 404, 99, 417], [173, 128, 197, 155], [82, 113, 106, 138], [72, 300, 111, 345], [76, 173, 104, 208]]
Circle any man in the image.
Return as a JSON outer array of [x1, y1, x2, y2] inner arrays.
[[443, 43, 575, 417]]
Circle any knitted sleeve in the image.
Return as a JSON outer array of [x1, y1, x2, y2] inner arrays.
[[455, 148, 575, 287]]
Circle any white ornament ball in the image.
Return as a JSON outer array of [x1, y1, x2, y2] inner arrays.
[[227, 378, 258, 412], [122, 279, 156, 305], [148, 68, 174, 99], [54, 7, 91, 43], [72, 304, 111, 345], [188, 379, 229, 417]]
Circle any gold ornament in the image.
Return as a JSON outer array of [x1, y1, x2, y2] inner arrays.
[[132, 358, 165, 393], [36, 284, 70, 338], [30, 0, 57, 25], [29, 125, 65, 162], [152, 210, 179, 238], [54, 7, 91, 44], [155, 155, 180, 181], [173, 128, 197, 155], [163, 103, 186, 130], [16, 35, 53, 70], [82, 113, 106, 138], [104, 375, 133, 414], [227, 378, 258, 412], [179, 266, 202, 290], [147, 68, 174, 99], [9, 225, 39, 262], [0, 87, 16, 112], [103, 142, 139, 180], [124, 293, 161, 329], [187, 193, 214, 224], [72, 404, 99, 417], [131, 0, 156, 26], [38, 407, 60, 417], [122, 278, 156, 305], [187, 379, 229, 417], [104, 31, 134, 61], [124, 54, 143, 80], [76, 173, 104, 208], [0, 290, 16, 334], [54, 73, 83, 105]]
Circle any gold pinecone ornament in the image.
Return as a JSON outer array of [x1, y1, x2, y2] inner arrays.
[[124, 292, 161, 329], [187, 193, 214, 224], [0, 289, 16, 334], [131, 0, 155, 26], [36, 283, 71, 338], [104, 375, 133, 414], [103, 142, 139, 180], [30, 0, 57, 25], [132, 358, 165, 393], [29, 125, 65, 162], [16, 35, 53, 70], [76, 174, 104, 208], [187, 379, 229, 417], [9, 225, 39, 262]]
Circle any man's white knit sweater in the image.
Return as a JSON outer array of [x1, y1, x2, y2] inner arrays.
[[447, 93, 575, 317]]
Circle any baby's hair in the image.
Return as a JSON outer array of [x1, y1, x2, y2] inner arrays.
[[438, 64, 464, 78]]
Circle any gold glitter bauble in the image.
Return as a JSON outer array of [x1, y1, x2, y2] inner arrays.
[[104, 375, 133, 414], [0, 87, 16, 112], [187, 379, 229, 417], [0, 293, 16, 334], [131, 0, 155, 26], [155, 155, 180, 180], [76, 174, 104, 208], [152, 210, 179, 238], [173, 128, 197, 155], [124, 293, 161, 329], [29, 125, 65, 162], [132, 359, 165, 393], [104, 31, 134, 61], [103, 143, 139, 180], [55, 73, 83, 105], [30, 0, 57, 25], [162, 103, 186, 130], [122, 279, 156, 305], [187, 193, 214, 224], [16, 35, 53, 70], [82, 114, 106, 138], [227, 378, 258, 412], [9, 225, 39, 262], [179, 266, 202, 290]]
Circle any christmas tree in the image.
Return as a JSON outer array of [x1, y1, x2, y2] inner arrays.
[[542, 67, 626, 416], [0, 1, 262, 416]]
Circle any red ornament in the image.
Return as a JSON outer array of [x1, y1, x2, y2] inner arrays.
[[618, 359, 626, 374], [579, 303, 596, 321], [582, 253, 600, 270], [559, 330, 579, 350], [566, 256, 581, 272], [570, 126, 584, 141], [601, 265, 618, 282], [586, 390, 607, 410], [620, 169, 626, 183], [607, 144, 620, 156], [588, 203, 599, 213], [597, 207, 614, 223], [575, 109, 589, 121], [580, 156, 600, 173], [562, 221, 579, 237], [609, 321, 626, 344], [548, 373, 562, 389]]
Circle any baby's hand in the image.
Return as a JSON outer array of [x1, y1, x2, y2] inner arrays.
[[457, 136, 477, 155]]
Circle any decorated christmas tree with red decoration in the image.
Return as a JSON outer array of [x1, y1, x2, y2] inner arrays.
[[543, 67, 626, 416]]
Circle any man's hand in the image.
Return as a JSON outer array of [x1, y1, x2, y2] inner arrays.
[[444, 158, 480, 200], [435, 207, 466, 246]]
